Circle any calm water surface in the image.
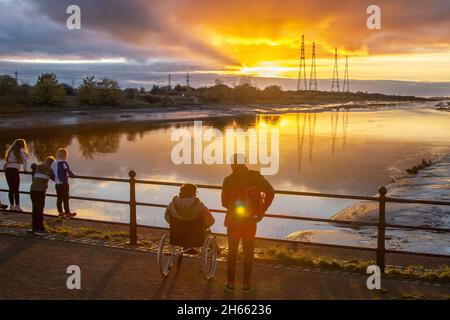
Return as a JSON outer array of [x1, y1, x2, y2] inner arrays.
[[1, 104, 449, 239]]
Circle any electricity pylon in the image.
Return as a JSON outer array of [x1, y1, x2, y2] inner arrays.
[[297, 35, 307, 91], [331, 48, 340, 92], [309, 42, 318, 91]]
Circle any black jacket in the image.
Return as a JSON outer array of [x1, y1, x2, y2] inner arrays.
[[221, 167, 274, 227]]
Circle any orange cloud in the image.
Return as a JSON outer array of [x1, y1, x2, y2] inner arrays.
[[4, 0, 450, 81]]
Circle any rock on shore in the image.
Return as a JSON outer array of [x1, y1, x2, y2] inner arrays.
[[287, 154, 450, 254]]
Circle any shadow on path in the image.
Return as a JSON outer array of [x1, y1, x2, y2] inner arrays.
[[0, 235, 35, 267], [88, 256, 126, 299]]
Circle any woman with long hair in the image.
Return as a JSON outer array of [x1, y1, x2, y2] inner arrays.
[[4, 139, 29, 212]]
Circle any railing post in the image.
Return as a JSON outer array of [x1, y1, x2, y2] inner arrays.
[[129, 170, 137, 245], [376, 186, 387, 273]]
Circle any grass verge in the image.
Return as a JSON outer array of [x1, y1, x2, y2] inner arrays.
[[257, 246, 450, 283], [1, 220, 449, 283]]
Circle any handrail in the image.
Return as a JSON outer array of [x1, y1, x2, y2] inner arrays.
[[6, 170, 449, 205], [1, 169, 449, 271], [2, 189, 449, 234]]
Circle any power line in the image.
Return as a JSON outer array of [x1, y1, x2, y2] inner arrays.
[[343, 55, 350, 93]]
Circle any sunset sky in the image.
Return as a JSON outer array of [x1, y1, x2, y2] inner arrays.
[[1, 0, 450, 90]]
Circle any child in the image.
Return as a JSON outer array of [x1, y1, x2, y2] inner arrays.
[[51, 148, 77, 218], [4, 139, 29, 212], [165, 184, 215, 249], [30, 157, 55, 234]]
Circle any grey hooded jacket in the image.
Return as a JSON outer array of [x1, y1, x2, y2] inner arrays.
[[165, 196, 215, 227]]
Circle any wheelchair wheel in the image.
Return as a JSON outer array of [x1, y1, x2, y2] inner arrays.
[[157, 233, 175, 278], [202, 234, 218, 280]]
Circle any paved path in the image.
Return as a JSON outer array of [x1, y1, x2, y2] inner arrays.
[[0, 233, 448, 300]]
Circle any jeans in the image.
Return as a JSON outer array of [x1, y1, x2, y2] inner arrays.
[[30, 191, 45, 232], [5, 168, 20, 206], [55, 184, 71, 214]]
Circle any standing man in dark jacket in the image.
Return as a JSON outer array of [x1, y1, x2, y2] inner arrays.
[[221, 154, 274, 293]]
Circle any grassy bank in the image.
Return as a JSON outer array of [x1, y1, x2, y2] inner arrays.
[[1, 72, 436, 116], [3, 219, 449, 284], [0, 97, 163, 115], [260, 246, 450, 283], [0, 87, 431, 117]]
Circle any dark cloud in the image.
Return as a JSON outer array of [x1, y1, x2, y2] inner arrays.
[[0, 0, 449, 76], [33, 0, 239, 65], [0, 0, 237, 68], [2, 1, 449, 57]]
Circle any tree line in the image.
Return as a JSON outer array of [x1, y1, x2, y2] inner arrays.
[[0, 73, 122, 107], [0, 73, 424, 109], [0, 73, 288, 107]]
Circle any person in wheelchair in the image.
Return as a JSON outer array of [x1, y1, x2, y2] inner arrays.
[[164, 184, 215, 254]]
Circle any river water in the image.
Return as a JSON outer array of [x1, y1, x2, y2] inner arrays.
[[1, 103, 449, 243]]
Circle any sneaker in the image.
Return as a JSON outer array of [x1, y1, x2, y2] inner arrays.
[[58, 212, 65, 218], [15, 206, 23, 212], [223, 283, 235, 293], [9, 205, 16, 211], [65, 212, 77, 219], [241, 284, 256, 294]]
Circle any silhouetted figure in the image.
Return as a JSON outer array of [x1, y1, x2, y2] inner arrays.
[[51, 148, 76, 218], [3, 139, 29, 212], [165, 183, 215, 253], [30, 157, 55, 234], [221, 154, 274, 293]]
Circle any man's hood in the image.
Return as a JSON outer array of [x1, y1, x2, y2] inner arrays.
[[167, 196, 203, 220]]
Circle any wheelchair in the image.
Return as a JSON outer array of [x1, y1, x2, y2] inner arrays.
[[157, 216, 218, 280]]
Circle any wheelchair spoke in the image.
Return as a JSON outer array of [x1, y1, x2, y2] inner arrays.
[[157, 233, 175, 278], [202, 235, 218, 280]]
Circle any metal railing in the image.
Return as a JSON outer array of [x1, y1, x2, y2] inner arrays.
[[1, 169, 450, 272]]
